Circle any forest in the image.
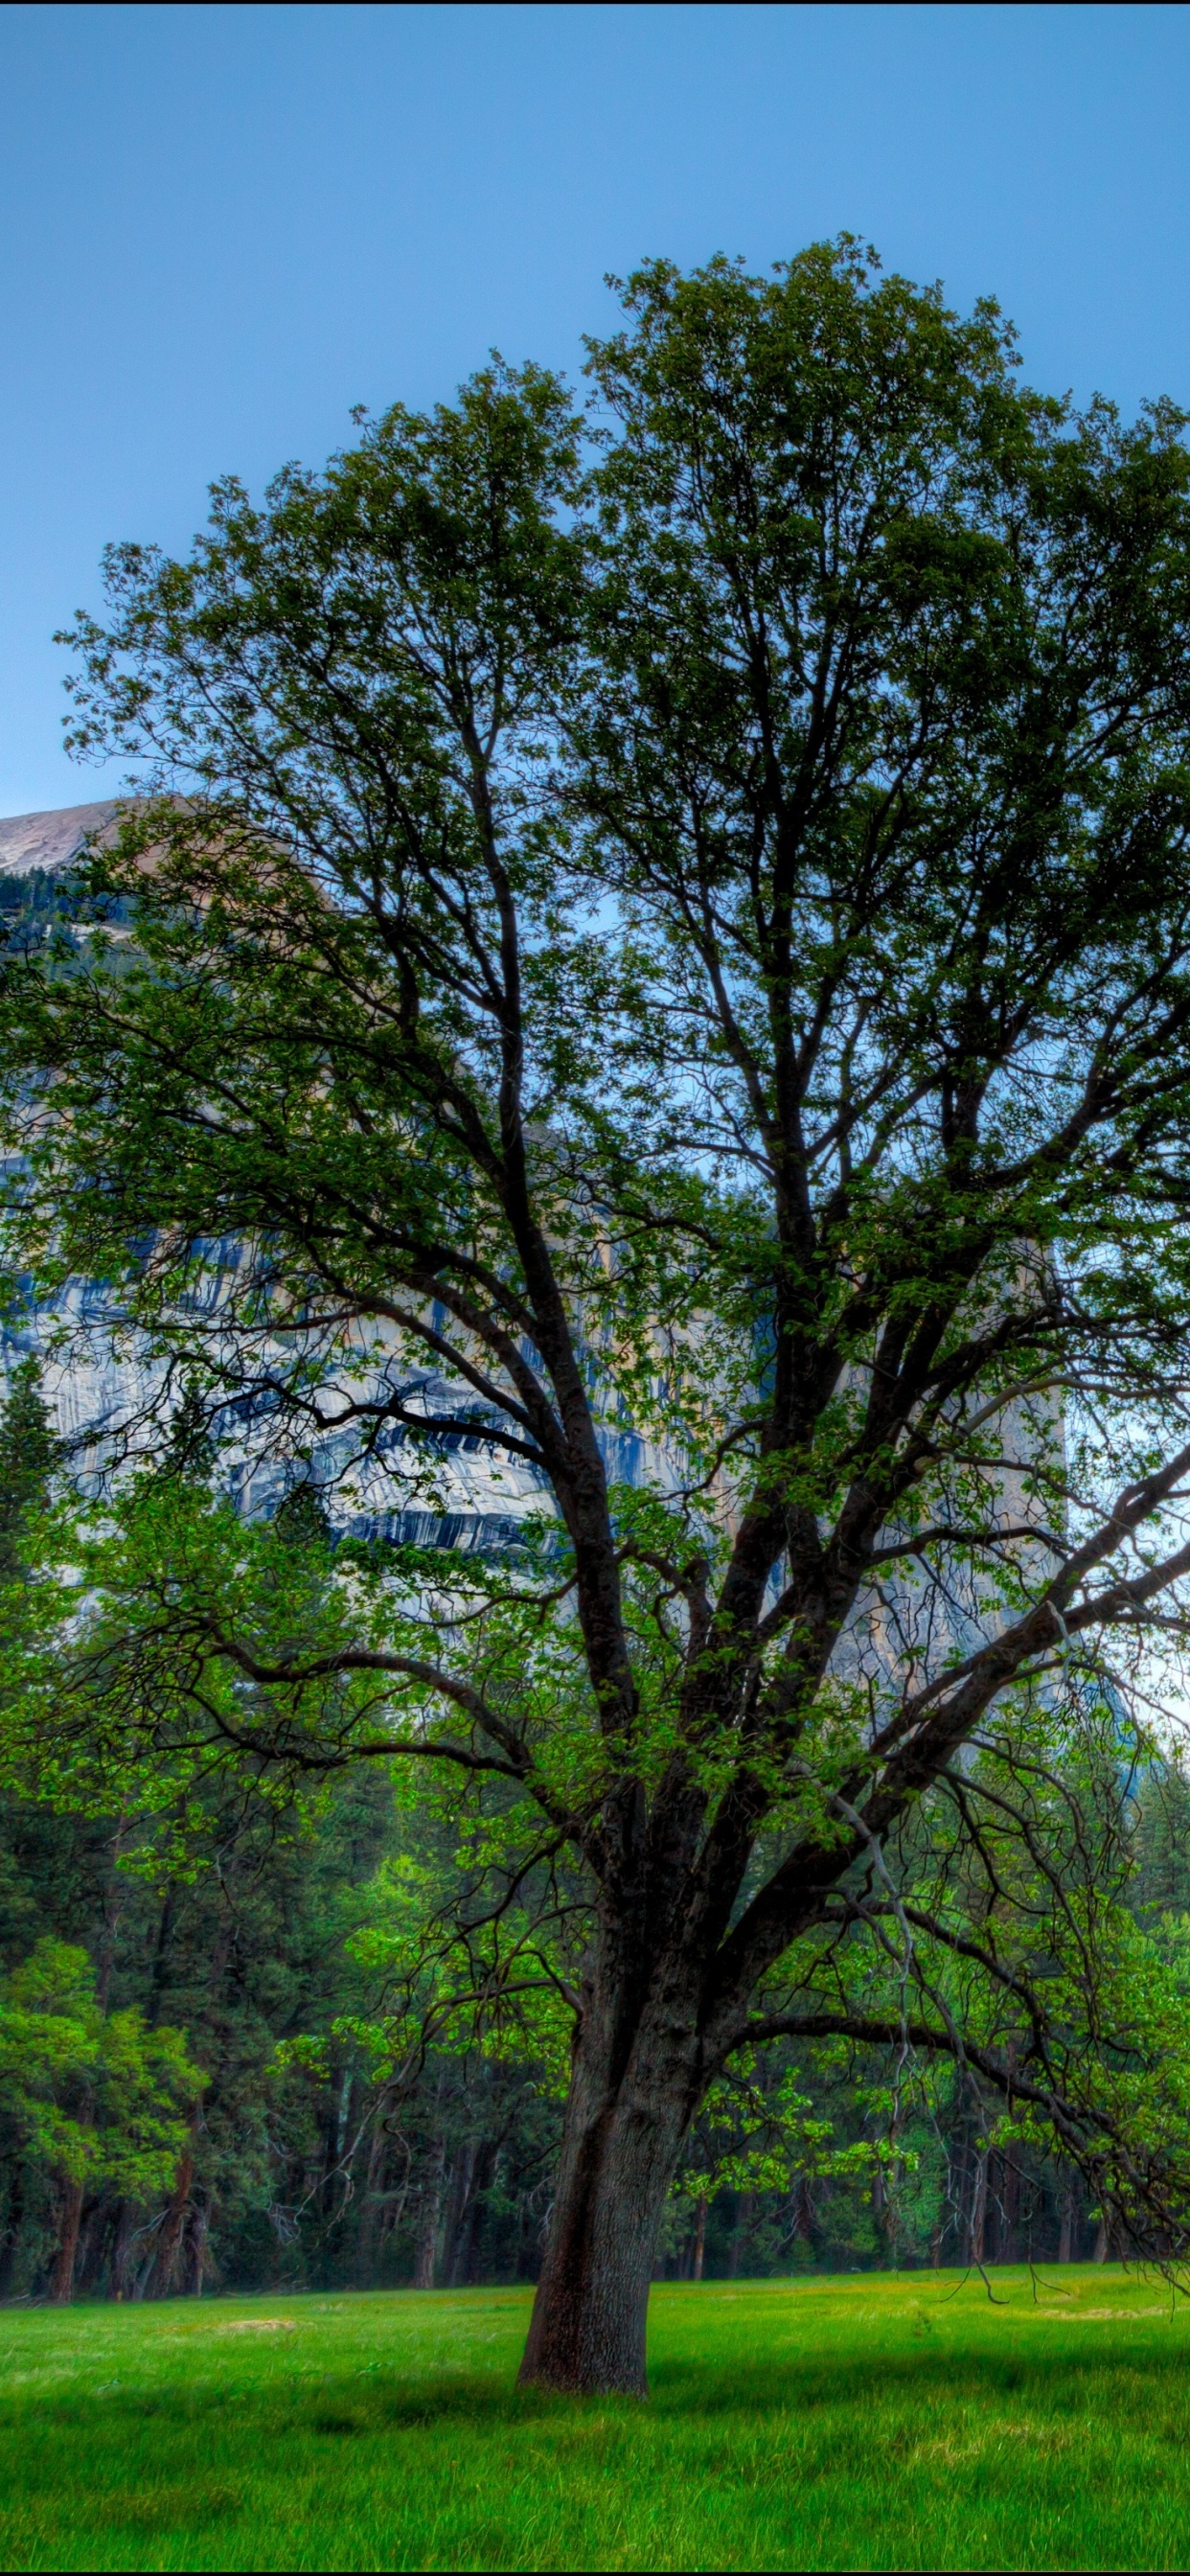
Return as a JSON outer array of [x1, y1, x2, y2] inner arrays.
[[2, 1340, 1189, 2307]]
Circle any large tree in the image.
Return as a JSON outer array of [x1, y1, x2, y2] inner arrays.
[[8, 241, 1190, 2389]]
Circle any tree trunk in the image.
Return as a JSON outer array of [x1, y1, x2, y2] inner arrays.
[[691, 2195, 708, 2282], [442, 2139, 477, 2285], [872, 2159, 897, 2267], [49, 2178, 84, 2305], [968, 2150, 988, 2267], [451, 2140, 497, 2287], [355, 2117, 391, 2288], [727, 2194, 755, 2280], [998, 2152, 1021, 2265], [144, 2150, 195, 2299], [0, 2169, 25, 2301], [1058, 2166, 1074, 2263], [413, 2134, 446, 2289], [109, 2199, 136, 2299], [791, 2174, 822, 2267], [517, 1999, 694, 2397], [183, 2196, 209, 2296], [75, 2202, 104, 2294]]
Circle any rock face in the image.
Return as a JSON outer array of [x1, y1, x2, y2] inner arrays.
[[0, 805, 681, 1558], [0, 801, 122, 880], [0, 804, 1063, 1697], [0, 1247, 566, 1557]]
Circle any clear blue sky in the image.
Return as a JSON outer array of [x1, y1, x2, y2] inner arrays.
[[3, 0, 1190, 814]]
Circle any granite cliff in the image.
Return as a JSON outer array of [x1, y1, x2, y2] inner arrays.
[[0, 799, 122, 880], [0, 806, 1058, 1687]]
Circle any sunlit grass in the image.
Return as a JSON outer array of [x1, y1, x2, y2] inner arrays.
[[1, 2266, 1187, 2569]]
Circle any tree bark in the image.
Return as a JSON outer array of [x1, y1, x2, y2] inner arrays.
[[691, 2195, 708, 2283], [517, 1990, 695, 2397]]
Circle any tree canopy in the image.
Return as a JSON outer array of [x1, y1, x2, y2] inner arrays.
[[8, 241, 1190, 2387]]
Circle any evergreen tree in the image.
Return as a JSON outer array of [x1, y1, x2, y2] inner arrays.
[[0, 1360, 58, 1582]]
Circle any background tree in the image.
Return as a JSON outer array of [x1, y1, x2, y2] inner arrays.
[[0, 1360, 58, 1585], [0, 1935, 200, 2302], [8, 242, 1190, 2389]]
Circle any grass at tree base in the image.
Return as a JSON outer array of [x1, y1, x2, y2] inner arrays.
[[0, 2267, 1182, 2570]]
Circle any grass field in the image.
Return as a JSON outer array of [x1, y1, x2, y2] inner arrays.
[[1, 2266, 1189, 2570]]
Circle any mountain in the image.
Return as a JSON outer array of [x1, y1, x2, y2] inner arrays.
[[0, 800, 122, 880]]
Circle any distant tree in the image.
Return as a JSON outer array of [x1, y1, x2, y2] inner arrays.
[[11, 242, 1190, 2388], [1132, 1762, 1190, 1920], [0, 1936, 201, 2301], [0, 1360, 58, 1583]]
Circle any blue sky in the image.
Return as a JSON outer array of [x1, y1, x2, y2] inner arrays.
[[3, 0, 1190, 814]]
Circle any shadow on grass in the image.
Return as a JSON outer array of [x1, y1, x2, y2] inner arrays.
[[7, 2338, 1190, 2448], [646, 2339, 1190, 2419], [0, 2370, 585, 2439]]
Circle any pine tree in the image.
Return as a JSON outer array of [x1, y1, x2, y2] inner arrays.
[[0, 1360, 59, 1583]]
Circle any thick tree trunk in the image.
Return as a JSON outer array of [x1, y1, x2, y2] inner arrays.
[[518, 1993, 695, 2397]]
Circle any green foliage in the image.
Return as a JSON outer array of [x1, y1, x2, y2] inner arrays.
[[4, 1446, 1190, 2288], [12, 241, 1190, 2343], [0, 1936, 199, 2196], [675, 2060, 897, 2203], [0, 1359, 58, 1583]]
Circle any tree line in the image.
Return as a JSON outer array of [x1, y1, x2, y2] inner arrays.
[[3, 1367, 1189, 2302]]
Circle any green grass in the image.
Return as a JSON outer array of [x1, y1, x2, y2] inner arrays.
[[1, 2266, 1189, 2570]]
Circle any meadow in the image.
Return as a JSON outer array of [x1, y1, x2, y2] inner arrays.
[[0, 2266, 1187, 2570]]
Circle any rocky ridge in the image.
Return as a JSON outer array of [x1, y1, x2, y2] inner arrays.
[[0, 800, 122, 880]]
